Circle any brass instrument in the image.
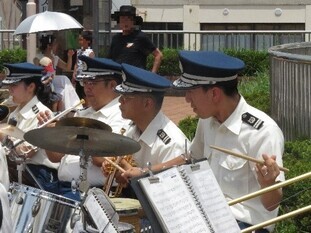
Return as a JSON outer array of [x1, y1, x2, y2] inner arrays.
[[103, 127, 136, 197]]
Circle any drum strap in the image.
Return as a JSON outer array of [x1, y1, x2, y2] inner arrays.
[[0, 199, 2, 230]]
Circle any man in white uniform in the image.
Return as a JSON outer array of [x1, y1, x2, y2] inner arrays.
[[173, 51, 284, 232], [105, 63, 189, 180], [39, 56, 129, 200]]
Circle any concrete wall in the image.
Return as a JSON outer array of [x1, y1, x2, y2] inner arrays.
[[132, 3, 310, 25]]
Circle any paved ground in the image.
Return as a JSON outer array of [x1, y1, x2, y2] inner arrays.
[[162, 96, 196, 125]]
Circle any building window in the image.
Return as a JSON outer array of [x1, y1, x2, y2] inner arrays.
[[201, 23, 305, 51]]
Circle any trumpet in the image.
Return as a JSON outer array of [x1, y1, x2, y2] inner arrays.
[[103, 127, 136, 197]]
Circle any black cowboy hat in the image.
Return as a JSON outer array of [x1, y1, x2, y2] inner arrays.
[[111, 5, 143, 25]]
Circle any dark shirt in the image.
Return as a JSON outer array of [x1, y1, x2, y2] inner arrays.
[[108, 30, 156, 69]]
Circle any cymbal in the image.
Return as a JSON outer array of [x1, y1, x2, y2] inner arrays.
[[0, 123, 24, 140], [56, 117, 112, 131], [24, 126, 141, 156]]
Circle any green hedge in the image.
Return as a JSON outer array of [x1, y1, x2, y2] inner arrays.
[[0, 48, 27, 71], [147, 48, 181, 76], [223, 48, 270, 77], [147, 48, 269, 77]]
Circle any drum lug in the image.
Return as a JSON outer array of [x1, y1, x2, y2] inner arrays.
[[16, 196, 23, 205], [70, 213, 81, 229], [32, 198, 41, 217]]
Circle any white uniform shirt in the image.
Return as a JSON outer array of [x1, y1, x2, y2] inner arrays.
[[190, 96, 285, 232], [8, 96, 58, 169], [126, 111, 190, 168], [0, 183, 13, 233], [0, 145, 9, 191], [58, 97, 130, 186]]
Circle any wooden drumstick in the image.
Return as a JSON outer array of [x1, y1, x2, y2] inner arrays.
[[103, 157, 126, 173], [210, 145, 289, 172]]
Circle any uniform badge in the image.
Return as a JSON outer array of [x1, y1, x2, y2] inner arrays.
[[157, 129, 171, 145], [32, 105, 39, 114], [242, 112, 264, 130]]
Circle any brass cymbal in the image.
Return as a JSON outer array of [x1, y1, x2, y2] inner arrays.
[[24, 126, 141, 156], [56, 117, 112, 131], [0, 123, 24, 140]]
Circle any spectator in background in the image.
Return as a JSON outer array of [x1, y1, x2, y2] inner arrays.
[[34, 35, 81, 111], [109, 5, 163, 73], [72, 30, 95, 104], [34, 34, 74, 72]]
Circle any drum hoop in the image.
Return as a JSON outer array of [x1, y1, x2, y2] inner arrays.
[[11, 182, 80, 208]]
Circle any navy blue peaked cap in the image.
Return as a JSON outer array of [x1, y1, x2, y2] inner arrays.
[[173, 51, 245, 89], [115, 63, 171, 93], [77, 56, 122, 80], [2, 62, 44, 85]]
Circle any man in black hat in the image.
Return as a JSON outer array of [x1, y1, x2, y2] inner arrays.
[[122, 51, 285, 232], [109, 5, 163, 73]]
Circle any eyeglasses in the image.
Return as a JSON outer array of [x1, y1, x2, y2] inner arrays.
[[119, 94, 138, 102], [79, 79, 104, 87]]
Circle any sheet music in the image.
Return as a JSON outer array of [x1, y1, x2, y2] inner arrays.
[[83, 194, 118, 233], [182, 160, 240, 233], [139, 167, 213, 233]]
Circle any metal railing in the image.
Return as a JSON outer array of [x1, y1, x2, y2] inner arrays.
[[98, 30, 311, 52], [2, 29, 311, 52], [269, 42, 311, 141]]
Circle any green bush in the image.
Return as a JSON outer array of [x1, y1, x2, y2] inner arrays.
[[223, 48, 269, 77], [0, 48, 27, 71], [147, 48, 181, 76], [274, 139, 311, 233], [178, 116, 198, 140], [238, 71, 270, 114]]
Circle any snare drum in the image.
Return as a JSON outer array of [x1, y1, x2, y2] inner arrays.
[[111, 198, 142, 233], [9, 182, 81, 233]]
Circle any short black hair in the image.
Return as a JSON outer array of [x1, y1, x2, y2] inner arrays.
[[80, 30, 93, 45], [202, 79, 239, 97]]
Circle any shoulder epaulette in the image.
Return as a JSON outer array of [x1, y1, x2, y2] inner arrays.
[[242, 112, 264, 130], [157, 129, 171, 145], [32, 105, 39, 114]]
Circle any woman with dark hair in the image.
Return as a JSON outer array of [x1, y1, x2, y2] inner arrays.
[[34, 35, 81, 112], [1, 63, 59, 194], [34, 34, 74, 72]]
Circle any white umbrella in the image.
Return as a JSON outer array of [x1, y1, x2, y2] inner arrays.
[[14, 11, 83, 35]]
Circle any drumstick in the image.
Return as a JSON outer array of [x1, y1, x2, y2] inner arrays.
[[103, 157, 126, 173], [210, 145, 289, 172], [39, 99, 85, 128]]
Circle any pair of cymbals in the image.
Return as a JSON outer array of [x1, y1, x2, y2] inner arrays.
[[24, 117, 141, 157]]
